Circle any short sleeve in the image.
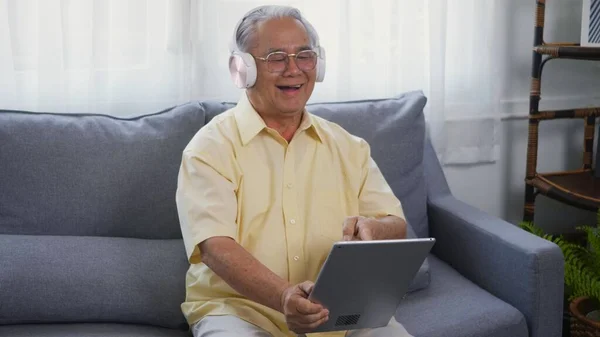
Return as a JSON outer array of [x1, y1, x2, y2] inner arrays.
[[176, 150, 238, 264], [357, 140, 406, 220]]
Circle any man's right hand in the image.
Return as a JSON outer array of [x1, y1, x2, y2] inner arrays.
[[280, 281, 329, 334]]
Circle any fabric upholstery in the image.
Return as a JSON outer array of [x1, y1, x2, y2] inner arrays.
[[0, 235, 189, 330], [396, 256, 528, 337], [423, 137, 451, 199], [0, 103, 205, 239], [428, 195, 564, 337], [405, 222, 430, 293]]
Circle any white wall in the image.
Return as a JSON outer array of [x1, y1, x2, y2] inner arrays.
[[442, 0, 600, 234]]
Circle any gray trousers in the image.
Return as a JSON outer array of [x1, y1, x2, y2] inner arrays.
[[192, 315, 413, 337]]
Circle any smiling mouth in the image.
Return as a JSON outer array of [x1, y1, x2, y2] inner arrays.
[[277, 84, 303, 93]]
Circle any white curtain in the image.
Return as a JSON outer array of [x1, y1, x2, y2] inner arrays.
[[0, 0, 503, 165]]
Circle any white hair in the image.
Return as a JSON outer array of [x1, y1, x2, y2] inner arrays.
[[234, 5, 319, 52]]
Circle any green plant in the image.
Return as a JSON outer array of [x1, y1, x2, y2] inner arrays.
[[520, 210, 600, 302]]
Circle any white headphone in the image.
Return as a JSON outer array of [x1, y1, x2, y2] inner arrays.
[[228, 7, 327, 89]]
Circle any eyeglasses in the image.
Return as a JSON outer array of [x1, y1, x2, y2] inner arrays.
[[254, 50, 318, 73]]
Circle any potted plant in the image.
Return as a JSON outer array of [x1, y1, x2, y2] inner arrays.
[[520, 210, 600, 336]]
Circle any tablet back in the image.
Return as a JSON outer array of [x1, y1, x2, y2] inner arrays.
[[308, 238, 435, 333]]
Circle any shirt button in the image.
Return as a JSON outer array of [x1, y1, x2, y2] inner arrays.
[[294, 256, 300, 261], [290, 219, 296, 224]]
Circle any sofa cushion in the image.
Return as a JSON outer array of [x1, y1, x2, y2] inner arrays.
[[395, 256, 528, 337], [405, 222, 430, 293], [0, 324, 192, 337], [0, 103, 206, 239], [0, 235, 189, 330]]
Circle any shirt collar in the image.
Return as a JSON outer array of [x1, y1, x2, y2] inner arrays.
[[233, 92, 323, 145], [233, 93, 267, 146]]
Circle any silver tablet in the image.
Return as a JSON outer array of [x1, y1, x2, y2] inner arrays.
[[307, 238, 435, 333]]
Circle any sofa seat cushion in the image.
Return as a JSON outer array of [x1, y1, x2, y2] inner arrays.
[[395, 256, 528, 337], [0, 235, 189, 330], [0, 324, 192, 337]]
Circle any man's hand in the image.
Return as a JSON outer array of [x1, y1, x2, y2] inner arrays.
[[342, 216, 379, 241], [342, 215, 407, 241], [280, 281, 329, 334]]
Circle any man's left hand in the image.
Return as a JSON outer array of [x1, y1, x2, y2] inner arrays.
[[342, 215, 406, 241]]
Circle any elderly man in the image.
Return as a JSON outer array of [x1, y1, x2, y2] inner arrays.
[[176, 5, 411, 337]]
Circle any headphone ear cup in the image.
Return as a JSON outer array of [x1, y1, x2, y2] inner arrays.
[[315, 46, 326, 82], [229, 52, 257, 88]]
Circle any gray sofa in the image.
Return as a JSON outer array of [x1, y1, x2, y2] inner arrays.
[[0, 90, 563, 337]]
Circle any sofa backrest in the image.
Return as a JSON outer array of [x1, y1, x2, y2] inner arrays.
[[0, 104, 207, 239]]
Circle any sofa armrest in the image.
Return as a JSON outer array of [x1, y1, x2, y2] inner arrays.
[[428, 195, 564, 337]]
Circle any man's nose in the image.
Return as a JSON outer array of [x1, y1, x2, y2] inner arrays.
[[284, 55, 301, 75]]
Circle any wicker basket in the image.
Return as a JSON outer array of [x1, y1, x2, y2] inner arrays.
[[570, 296, 600, 336]]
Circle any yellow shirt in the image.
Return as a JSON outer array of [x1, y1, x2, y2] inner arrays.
[[176, 93, 405, 337]]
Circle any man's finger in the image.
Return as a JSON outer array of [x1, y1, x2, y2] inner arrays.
[[342, 217, 359, 241], [296, 309, 329, 324], [299, 281, 314, 296], [307, 314, 329, 330], [296, 297, 323, 315], [291, 313, 329, 335], [358, 224, 373, 241]]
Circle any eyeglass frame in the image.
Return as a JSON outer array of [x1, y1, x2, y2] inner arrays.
[[253, 49, 319, 73]]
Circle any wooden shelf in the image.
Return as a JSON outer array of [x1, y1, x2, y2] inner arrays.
[[526, 170, 600, 212], [530, 108, 600, 120], [534, 44, 600, 60], [522, 1, 600, 222]]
